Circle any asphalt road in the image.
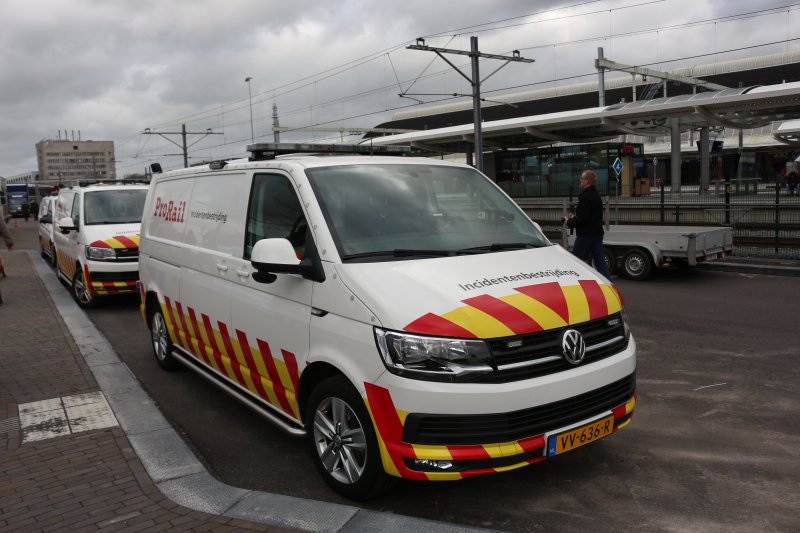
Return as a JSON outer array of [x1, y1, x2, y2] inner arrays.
[[83, 266, 800, 532]]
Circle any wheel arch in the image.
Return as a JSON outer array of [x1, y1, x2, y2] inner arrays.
[[297, 361, 348, 425]]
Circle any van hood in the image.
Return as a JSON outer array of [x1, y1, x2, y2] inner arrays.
[[83, 224, 141, 250], [334, 245, 622, 339]]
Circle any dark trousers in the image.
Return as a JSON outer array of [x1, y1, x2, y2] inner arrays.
[[572, 235, 611, 279]]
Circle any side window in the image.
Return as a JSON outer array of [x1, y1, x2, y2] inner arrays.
[[245, 174, 308, 260]]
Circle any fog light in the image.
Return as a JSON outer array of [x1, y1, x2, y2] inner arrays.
[[413, 458, 454, 470]]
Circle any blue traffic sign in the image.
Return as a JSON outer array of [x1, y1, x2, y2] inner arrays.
[[612, 157, 623, 176]]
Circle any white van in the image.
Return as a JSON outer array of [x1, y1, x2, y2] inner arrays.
[[138, 147, 636, 499], [54, 181, 149, 307], [38, 195, 57, 265]]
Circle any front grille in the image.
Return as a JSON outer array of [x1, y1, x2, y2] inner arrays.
[[115, 248, 139, 261], [402, 372, 635, 445], [89, 271, 139, 282], [476, 314, 628, 384]]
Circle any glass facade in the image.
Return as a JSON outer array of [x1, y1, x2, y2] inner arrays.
[[493, 142, 645, 197]]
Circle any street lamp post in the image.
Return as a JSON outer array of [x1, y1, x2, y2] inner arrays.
[[245, 77, 254, 145]]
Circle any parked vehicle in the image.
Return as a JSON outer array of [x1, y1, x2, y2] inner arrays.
[[566, 224, 733, 280], [38, 195, 57, 265], [5, 183, 29, 218], [54, 181, 149, 307], [138, 145, 637, 499]]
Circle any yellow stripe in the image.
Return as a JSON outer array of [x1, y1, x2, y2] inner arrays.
[[365, 403, 401, 477], [441, 306, 515, 338], [563, 285, 590, 324], [625, 395, 636, 415], [499, 293, 568, 330], [229, 339, 260, 396], [600, 284, 622, 314], [411, 445, 454, 461]]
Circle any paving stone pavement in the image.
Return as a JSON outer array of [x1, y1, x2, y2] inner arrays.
[[0, 231, 293, 532]]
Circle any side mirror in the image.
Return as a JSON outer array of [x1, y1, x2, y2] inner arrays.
[[40, 214, 52, 224], [250, 238, 325, 284], [58, 216, 77, 234]]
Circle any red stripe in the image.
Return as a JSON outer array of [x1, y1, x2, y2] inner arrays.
[[515, 282, 569, 323], [517, 434, 545, 453], [281, 349, 300, 393], [114, 235, 138, 248], [234, 330, 270, 401], [201, 314, 226, 371], [187, 307, 211, 366], [612, 284, 625, 307], [364, 383, 427, 480], [164, 297, 185, 350], [462, 294, 542, 334], [579, 279, 608, 320], [447, 445, 490, 461], [256, 339, 294, 415], [217, 321, 248, 387], [89, 239, 111, 248], [404, 312, 477, 338], [174, 302, 195, 354]]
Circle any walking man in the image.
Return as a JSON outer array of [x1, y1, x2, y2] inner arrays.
[[562, 169, 612, 279]]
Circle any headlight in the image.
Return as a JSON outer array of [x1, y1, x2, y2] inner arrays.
[[620, 308, 631, 341], [86, 245, 116, 260], [374, 328, 494, 382]]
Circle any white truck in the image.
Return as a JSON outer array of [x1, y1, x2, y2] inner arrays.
[[566, 224, 733, 280]]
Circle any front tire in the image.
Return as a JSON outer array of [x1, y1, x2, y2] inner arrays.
[[72, 267, 97, 308], [151, 308, 179, 370], [305, 376, 394, 500]]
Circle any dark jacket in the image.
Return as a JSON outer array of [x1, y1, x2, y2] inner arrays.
[[567, 184, 604, 237]]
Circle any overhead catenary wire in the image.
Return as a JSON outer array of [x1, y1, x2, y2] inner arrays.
[[117, 1, 800, 173]]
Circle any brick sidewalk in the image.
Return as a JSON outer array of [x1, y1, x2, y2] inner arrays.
[[0, 238, 291, 532]]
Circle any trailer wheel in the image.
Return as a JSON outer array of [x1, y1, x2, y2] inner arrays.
[[622, 248, 653, 280], [603, 248, 616, 275]]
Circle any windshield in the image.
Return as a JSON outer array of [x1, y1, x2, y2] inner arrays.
[[84, 189, 148, 225], [306, 163, 549, 261]]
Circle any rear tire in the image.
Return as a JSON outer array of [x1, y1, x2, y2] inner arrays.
[[150, 308, 180, 370], [305, 375, 395, 500], [603, 247, 616, 275], [622, 248, 654, 280]]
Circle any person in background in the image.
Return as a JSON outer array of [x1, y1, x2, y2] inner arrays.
[[30, 198, 39, 221], [20, 201, 29, 222], [0, 214, 13, 284], [562, 169, 612, 279]]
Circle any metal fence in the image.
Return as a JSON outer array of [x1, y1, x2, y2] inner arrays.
[[511, 182, 800, 260]]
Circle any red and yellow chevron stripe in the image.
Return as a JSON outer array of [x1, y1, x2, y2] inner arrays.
[[161, 296, 302, 420], [364, 382, 635, 481], [405, 280, 622, 339], [89, 234, 140, 249]]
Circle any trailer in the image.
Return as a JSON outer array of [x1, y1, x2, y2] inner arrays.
[[565, 225, 733, 280]]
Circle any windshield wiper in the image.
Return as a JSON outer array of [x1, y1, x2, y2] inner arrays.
[[342, 249, 453, 261], [455, 242, 541, 255]]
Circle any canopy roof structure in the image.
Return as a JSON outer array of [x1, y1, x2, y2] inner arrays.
[[365, 81, 800, 154]]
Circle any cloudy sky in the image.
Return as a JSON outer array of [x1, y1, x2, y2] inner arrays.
[[1, 0, 797, 178]]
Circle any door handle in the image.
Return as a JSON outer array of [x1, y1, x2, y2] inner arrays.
[[216, 263, 228, 273], [235, 268, 250, 279]]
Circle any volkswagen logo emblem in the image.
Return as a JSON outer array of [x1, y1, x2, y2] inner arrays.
[[561, 329, 586, 365]]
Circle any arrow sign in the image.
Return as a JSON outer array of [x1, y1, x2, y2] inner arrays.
[[612, 157, 623, 176]]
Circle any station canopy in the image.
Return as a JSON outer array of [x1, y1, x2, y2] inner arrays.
[[365, 81, 800, 153]]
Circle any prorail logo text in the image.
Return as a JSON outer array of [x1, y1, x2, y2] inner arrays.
[[153, 198, 186, 223]]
